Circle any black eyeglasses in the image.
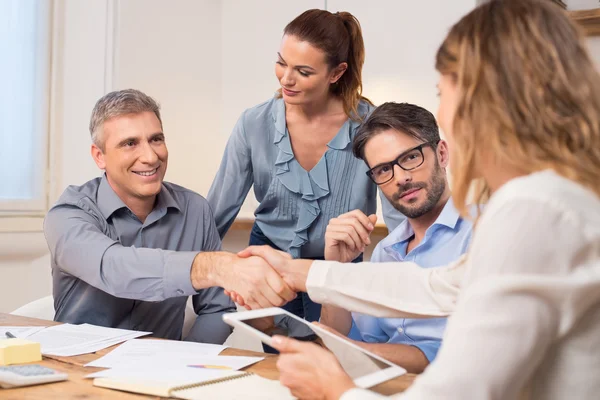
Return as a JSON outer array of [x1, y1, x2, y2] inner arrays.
[[366, 140, 440, 185]]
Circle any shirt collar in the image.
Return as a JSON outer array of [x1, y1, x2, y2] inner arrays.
[[97, 175, 128, 220], [271, 96, 365, 151], [97, 174, 181, 220], [433, 197, 461, 230], [381, 197, 461, 251]]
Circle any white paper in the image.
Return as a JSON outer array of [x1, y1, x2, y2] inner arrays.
[[0, 326, 47, 339], [24, 323, 151, 356], [85, 366, 239, 385], [48, 331, 148, 357], [85, 339, 262, 370]]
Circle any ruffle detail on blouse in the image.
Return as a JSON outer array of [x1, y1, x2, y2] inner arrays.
[[271, 99, 351, 257]]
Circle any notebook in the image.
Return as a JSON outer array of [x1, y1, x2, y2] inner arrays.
[[93, 370, 296, 399]]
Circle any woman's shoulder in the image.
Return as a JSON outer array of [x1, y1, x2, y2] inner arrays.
[[359, 98, 375, 111], [354, 98, 375, 122], [480, 170, 600, 236], [240, 95, 282, 124]]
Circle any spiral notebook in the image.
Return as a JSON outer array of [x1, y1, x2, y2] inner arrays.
[[93, 370, 296, 399]]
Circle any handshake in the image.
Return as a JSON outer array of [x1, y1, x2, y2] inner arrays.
[[190, 210, 377, 310]]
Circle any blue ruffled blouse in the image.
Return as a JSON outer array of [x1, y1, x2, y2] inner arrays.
[[208, 96, 403, 258]]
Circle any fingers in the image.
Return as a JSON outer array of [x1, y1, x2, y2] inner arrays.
[[238, 245, 291, 259], [340, 209, 375, 231], [338, 214, 373, 245], [263, 264, 297, 304], [238, 246, 286, 268], [229, 251, 297, 309], [237, 248, 252, 258], [244, 256, 296, 308], [226, 291, 247, 306], [271, 335, 307, 354], [367, 213, 378, 226], [326, 225, 364, 251], [326, 210, 375, 251]]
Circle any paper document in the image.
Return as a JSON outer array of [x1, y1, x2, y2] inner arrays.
[[85, 365, 233, 384], [86, 339, 260, 370], [0, 326, 47, 339], [24, 323, 151, 356]]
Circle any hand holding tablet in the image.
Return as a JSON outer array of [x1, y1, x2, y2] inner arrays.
[[223, 307, 406, 390]]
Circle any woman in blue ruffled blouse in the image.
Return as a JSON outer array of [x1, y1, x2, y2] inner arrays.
[[208, 9, 401, 327]]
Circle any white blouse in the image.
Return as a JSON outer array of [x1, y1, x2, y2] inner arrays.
[[306, 170, 600, 400]]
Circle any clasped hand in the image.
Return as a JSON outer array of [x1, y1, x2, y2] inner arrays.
[[224, 245, 310, 309]]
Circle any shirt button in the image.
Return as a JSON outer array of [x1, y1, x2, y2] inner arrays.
[[397, 328, 404, 333], [177, 289, 184, 295]]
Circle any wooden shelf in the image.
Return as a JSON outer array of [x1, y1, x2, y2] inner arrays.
[[230, 218, 389, 236], [570, 8, 600, 36]]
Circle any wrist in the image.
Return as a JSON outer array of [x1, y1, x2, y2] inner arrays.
[[325, 376, 356, 400], [191, 252, 232, 290], [288, 259, 312, 292]]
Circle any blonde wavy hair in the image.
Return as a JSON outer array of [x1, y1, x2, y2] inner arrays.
[[436, 0, 600, 216]]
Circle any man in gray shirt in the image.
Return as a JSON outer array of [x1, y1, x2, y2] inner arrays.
[[44, 89, 295, 342]]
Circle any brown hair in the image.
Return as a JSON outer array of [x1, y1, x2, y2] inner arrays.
[[353, 102, 440, 162], [281, 9, 372, 120], [435, 0, 600, 215], [90, 89, 162, 151]]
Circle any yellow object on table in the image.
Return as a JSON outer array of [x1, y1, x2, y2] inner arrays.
[[0, 338, 42, 366]]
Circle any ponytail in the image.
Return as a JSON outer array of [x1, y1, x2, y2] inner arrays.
[[334, 12, 372, 120], [283, 9, 373, 121]]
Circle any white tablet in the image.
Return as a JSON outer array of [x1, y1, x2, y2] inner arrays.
[[223, 307, 406, 389]]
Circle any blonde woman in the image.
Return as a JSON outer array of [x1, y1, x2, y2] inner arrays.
[[235, 0, 600, 398]]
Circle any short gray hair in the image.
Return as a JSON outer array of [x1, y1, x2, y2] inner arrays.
[[89, 89, 162, 150]]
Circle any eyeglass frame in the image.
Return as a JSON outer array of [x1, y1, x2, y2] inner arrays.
[[365, 140, 440, 185]]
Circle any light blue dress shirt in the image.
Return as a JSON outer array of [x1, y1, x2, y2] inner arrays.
[[208, 96, 403, 258], [348, 199, 473, 362]]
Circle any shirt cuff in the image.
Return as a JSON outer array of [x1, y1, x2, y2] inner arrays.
[[163, 251, 199, 298], [410, 340, 441, 363], [306, 260, 336, 304], [341, 388, 387, 400]]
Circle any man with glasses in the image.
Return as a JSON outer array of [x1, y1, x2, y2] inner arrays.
[[318, 102, 473, 373]]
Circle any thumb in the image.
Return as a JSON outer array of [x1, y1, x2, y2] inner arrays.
[[271, 335, 304, 353], [238, 245, 288, 269], [237, 248, 252, 258], [368, 214, 378, 226], [238, 245, 276, 258]]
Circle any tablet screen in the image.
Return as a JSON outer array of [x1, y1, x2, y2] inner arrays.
[[242, 314, 391, 380]]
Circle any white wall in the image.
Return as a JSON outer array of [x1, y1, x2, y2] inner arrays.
[[567, 0, 600, 66], [0, 1, 476, 336], [114, 0, 223, 198], [330, 0, 474, 118]]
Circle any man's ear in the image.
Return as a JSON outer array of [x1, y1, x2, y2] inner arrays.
[[91, 143, 106, 170], [437, 140, 450, 168], [330, 62, 348, 84]]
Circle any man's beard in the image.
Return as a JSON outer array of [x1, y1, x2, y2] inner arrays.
[[388, 162, 446, 219]]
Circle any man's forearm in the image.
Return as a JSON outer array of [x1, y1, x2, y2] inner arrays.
[[190, 251, 234, 290], [320, 305, 352, 336], [352, 341, 429, 374]]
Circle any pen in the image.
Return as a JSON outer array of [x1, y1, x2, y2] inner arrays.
[[5, 331, 16, 338], [187, 364, 232, 370]]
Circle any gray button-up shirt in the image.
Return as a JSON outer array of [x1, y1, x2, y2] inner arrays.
[[44, 175, 235, 342]]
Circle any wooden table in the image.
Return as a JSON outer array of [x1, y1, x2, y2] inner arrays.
[[0, 313, 415, 399]]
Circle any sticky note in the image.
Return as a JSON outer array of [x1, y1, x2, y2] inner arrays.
[[0, 338, 42, 366]]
